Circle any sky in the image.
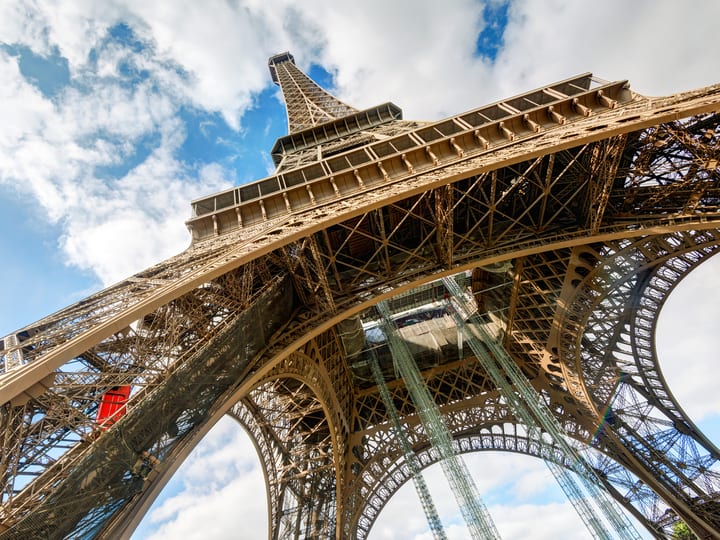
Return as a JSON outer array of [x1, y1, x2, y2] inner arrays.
[[0, 1, 719, 538]]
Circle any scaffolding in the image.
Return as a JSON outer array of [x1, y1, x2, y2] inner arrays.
[[375, 300, 501, 540], [367, 350, 448, 540], [441, 276, 642, 540]]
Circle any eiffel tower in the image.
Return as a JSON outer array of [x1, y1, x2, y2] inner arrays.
[[1, 51, 719, 540]]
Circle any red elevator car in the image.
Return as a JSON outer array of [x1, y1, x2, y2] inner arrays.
[[96, 386, 131, 429]]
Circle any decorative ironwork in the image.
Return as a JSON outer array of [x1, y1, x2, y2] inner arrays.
[[0, 53, 719, 540]]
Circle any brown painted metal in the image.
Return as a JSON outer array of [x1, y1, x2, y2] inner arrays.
[[1, 54, 719, 540]]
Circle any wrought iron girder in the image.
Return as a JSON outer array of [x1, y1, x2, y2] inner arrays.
[[269, 56, 358, 134], [319, 196, 439, 289], [241, 330, 355, 540], [0, 72, 719, 540], [554, 230, 720, 536], [450, 151, 587, 251], [282, 236, 337, 314], [4, 105, 720, 406], [228, 398, 285, 534], [617, 114, 720, 215], [309, 152, 595, 299], [274, 119, 425, 173], [434, 184, 455, 269], [0, 276, 294, 538], [353, 353, 499, 433], [586, 136, 629, 233], [0, 264, 278, 504], [240, 378, 336, 540], [4, 227, 716, 536]]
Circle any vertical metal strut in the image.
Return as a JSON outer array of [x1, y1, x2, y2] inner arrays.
[[376, 300, 501, 540], [367, 350, 448, 540], [442, 276, 643, 540]]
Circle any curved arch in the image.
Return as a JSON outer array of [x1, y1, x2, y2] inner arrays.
[[225, 399, 275, 540], [50, 227, 720, 540], [350, 418, 664, 539], [109, 351, 344, 540], [231, 365, 341, 540], [350, 424, 574, 539], [556, 229, 720, 536]]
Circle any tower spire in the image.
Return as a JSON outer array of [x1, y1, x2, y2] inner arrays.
[[269, 52, 358, 133]]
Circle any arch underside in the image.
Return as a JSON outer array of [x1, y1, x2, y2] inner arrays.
[[0, 107, 718, 540], [560, 231, 720, 535], [341, 230, 720, 540], [209, 235, 720, 540], [348, 418, 580, 539], [229, 378, 337, 540]]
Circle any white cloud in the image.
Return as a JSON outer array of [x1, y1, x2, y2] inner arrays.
[[140, 417, 268, 540], [0, 52, 54, 143], [283, 0, 489, 117], [656, 253, 720, 421], [4, 0, 717, 288], [0, 16, 233, 284], [117, 1, 270, 129], [491, 502, 595, 540], [369, 452, 642, 540], [496, 0, 720, 96], [0, 1, 127, 68]]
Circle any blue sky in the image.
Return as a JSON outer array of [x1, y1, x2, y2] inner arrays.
[[1, 1, 719, 539]]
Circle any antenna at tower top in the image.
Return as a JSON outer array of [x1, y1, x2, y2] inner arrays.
[[268, 51, 359, 133]]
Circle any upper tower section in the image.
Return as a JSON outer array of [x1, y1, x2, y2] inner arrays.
[[186, 56, 634, 244], [269, 52, 359, 133], [266, 52, 404, 172]]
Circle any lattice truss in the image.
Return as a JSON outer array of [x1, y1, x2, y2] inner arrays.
[[230, 368, 337, 538], [558, 231, 720, 534], [269, 52, 358, 134], [0, 54, 719, 540]]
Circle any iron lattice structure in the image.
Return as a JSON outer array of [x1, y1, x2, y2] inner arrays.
[[1, 51, 720, 539]]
